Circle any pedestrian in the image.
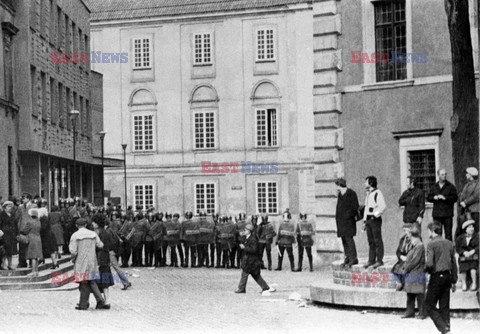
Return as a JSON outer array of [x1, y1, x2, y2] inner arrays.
[[425, 223, 457, 334], [401, 223, 426, 319], [457, 167, 479, 238], [234, 224, 276, 294], [363, 176, 386, 269], [0, 201, 18, 270], [49, 205, 64, 257], [398, 177, 425, 225], [39, 208, 59, 269], [257, 214, 275, 270], [235, 213, 248, 268], [91, 214, 115, 307], [105, 214, 131, 291], [20, 208, 43, 276], [15, 193, 33, 268], [391, 223, 414, 291], [427, 169, 458, 241], [334, 178, 360, 268], [275, 210, 296, 271], [69, 218, 109, 310], [294, 213, 315, 272], [455, 220, 478, 291]]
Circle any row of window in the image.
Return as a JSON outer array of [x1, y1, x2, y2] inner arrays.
[[133, 108, 278, 152], [135, 181, 278, 215], [30, 0, 90, 69], [30, 65, 91, 135], [132, 28, 276, 70]]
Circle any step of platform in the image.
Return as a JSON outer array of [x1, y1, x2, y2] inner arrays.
[[310, 280, 479, 310], [0, 257, 71, 277]]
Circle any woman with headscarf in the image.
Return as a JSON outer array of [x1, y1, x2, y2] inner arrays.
[[20, 208, 43, 276], [0, 201, 18, 270], [455, 220, 479, 291], [39, 207, 59, 269], [401, 223, 426, 319]]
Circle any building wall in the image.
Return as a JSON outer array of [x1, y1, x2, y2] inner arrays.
[[337, 0, 478, 257], [0, 0, 19, 200], [93, 6, 316, 217]]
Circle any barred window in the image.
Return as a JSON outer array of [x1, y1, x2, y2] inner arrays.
[[257, 182, 278, 214], [194, 33, 212, 64], [133, 38, 151, 69], [256, 108, 277, 147], [195, 183, 216, 215], [134, 184, 154, 211], [194, 111, 215, 149], [256, 28, 275, 61], [133, 115, 154, 151], [374, 1, 406, 82], [408, 149, 436, 197]]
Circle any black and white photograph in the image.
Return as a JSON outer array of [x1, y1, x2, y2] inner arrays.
[[0, 0, 479, 333]]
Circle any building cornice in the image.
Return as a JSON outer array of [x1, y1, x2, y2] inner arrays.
[[90, 3, 312, 28]]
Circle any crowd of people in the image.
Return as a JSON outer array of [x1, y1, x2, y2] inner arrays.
[[334, 167, 479, 334]]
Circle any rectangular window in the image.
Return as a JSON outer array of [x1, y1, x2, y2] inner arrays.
[[49, 0, 55, 44], [256, 108, 277, 147], [374, 1, 406, 82], [256, 28, 275, 61], [66, 87, 71, 129], [31, 66, 37, 116], [194, 111, 215, 149], [41, 72, 47, 120], [40, 0, 46, 37], [8, 146, 13, 196], [133, 115, 154, 151], [194, 33, 212, 65], [57, 6, 62, 49], [257, 181, 278, 214], [58, 82, 64, 127], [73, 92, 78, 131], [133, 38, 151, 69], [86, 100, 91, 136], [195, 183, 216, 215], [72, 22, 77, 54], [50, 78, 57, 124], [134, 184, 154, 211], [408, 149, 436, 197], [79, 96, 84, 134]]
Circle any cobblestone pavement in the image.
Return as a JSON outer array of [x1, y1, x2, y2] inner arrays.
[[0, 267, 478, 334]]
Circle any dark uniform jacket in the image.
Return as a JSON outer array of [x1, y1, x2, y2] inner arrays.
[[392, 234, 413, 273], [236, 220, 248, 245], [0, 211, 18, 256], [181, 219, 199, 245], [257, 222, 276, 244], [96, 227, 112, 266], [455, 233, 479, 270], [335, 188, 359, 237], [217, 222, 236, 249], [164, 218, 181, 246], [403, 241, 426, 294], [277, 221, 296, 247], [425, 236, 458, 284], [150, 220, 165, 250], [197, 218, 215, 245], [241, 234, 262, 275], [296, 220, 315, 247], [426, 181, 458, 218], [398, 187, 425, 223]]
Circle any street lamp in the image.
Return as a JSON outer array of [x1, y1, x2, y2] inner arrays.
[[121, 144, 127, 210], [69, 110, 80, 197], [97, 131, 107, 206]]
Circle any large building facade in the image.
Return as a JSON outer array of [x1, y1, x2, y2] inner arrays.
[[0, 0, 116, 205], [90, 0, 479, 261]]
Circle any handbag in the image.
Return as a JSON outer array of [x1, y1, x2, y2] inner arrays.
[[17, 234, 29, 245]]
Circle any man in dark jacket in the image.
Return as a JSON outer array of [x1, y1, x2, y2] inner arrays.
[[234, 224, 275, 294], [427, 169, 458, 241], [399, 177, 425, 224], [335, 178, 359, 268]]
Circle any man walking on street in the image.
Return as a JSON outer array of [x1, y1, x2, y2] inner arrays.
[[335, 178, 359, 269], [363, 176, 386, 269], [425, 223, 457, 334], [427, 169, 458, 241]]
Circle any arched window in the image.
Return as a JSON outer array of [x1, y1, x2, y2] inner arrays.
[[190, 84, 219, 150], [129, 88, 157, 152], [251, 80, 281, 148]]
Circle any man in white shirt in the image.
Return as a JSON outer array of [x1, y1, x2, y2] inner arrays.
[[363, 176, 386, 269]]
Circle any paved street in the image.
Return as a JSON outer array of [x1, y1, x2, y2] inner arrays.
[[0, 267, 478, 334]]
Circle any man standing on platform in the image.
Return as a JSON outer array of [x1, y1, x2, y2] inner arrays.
[[425, 223, 457, 334], [399, 177, 425, 225], [334, 178, 359, 269], [363, 176, 386, 269], [427, 169, 458, 241]]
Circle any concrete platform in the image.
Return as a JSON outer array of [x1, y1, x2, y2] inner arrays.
[[310, 257, 480, 311]]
